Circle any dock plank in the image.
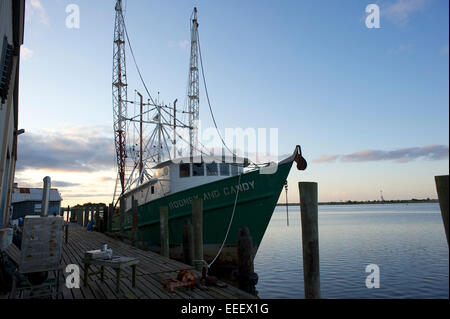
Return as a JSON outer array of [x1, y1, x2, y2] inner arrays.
[[4, 223, 255, 299], [55, 223, 256, 299]]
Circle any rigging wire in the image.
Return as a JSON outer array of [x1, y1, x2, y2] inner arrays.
[[119, 10, 157, 107], [198, 32, 264, 168], [119, 6, 268, 178], [197, 32, 237, 159], [208, 173, 242, 268]]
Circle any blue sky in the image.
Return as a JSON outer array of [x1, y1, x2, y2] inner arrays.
[[16, 0, 449, 204]]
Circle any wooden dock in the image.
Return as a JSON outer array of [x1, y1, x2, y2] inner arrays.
[[4, 223, 256, 299]]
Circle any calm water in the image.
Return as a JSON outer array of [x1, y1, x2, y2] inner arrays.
[[254, 203, 449, 299]]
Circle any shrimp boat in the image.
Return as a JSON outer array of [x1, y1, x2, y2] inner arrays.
[[112, 148, 307, 266], [110, 2, 307, 266]]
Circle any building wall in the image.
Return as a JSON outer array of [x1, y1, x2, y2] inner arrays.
[[0, 0, 25, 227], [11, 201, 62, 220]]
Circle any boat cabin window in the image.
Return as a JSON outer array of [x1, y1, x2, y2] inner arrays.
[[151, 186, 155, 194], [219, 163, 229, 176], [179, 163, 190, 178], [206, 163, 218, 176], [193, 163, 204, 176], [231, 163, 239, 176]]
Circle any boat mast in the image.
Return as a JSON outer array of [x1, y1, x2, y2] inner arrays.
[[188, 7, 200, 158], [110, 5, 207, 202], [173, 99, 178, 159], [157, 102, 162, 163], [112, 0, 128, 195], [137, 91, 143, 183]]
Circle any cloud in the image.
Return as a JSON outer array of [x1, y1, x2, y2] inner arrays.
[[62, 193, 113, 198], [16, 127, 115, 172], [168, 40, 189, 51], [26, 0, 49, 25], [178, 40, 189, 50], [52, 181, 80, 188], [13, 177, 78, 188], [383, 0, 428, 25], [20, 46, 34, 61], [313, 145, 449, 164], [99, 176, 115, 183], [312, 154, 340, 164], [341, 145, 449, 162], [387, 44, 413, 55]]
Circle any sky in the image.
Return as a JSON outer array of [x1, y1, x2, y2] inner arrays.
[[14, 0, 449, 206]]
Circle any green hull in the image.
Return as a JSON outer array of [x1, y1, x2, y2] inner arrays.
[[112, 161, 293, 265]]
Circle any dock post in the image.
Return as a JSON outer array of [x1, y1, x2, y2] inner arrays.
[[192, 198, 204, 271], [98, 205, 103, 232], [67, 205, 70, 222], [182, 219, 194, 265], [132, 198, 139, 246], [78, 208, 83, 226], [76, 208, 80, 225], [65, 222, 69, 244], [298, 182, 321, 299], [95, 204, 100, 229], [108, 203, 113, 233], [236, 227, 258, 295], [119, 197, 125, 234], [101, 204, 106, 232], [159, 206, 169, 258], [435, 175, 449, 247], [84, 206, 89, 227]]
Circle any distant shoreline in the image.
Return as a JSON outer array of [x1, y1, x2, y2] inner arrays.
[[277, 199, 439, 206]]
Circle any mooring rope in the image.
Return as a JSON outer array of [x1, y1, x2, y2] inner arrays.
[[208, 173, 242, 268]]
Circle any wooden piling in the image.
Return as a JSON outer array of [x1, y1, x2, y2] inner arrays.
[[182, 219, 194, 265], [84, 206, 89, 227], [119, 197, 125, 233], [65, 222, 69, 244], [298, 182, 320, 299], [76, 208, 81, 225], [107, 203, 113, 233], [95, 204, 100, 228], [100, 204, 105, 232], [132, 198, 139, 246], [435, 175, 449, 247], [98, 205, 104, 232], [237, 227, 258, 295], [78, 208, 83, 226], [192, 198, 204, 271], [67, 205, 70, 222], [237, 227, 255, 274], [159, 206, 169, 258]]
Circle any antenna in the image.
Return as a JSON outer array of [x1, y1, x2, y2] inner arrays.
[[112, 0, 128, 196], [173, 99, 178, 159], [188, 7, 200, 158]]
